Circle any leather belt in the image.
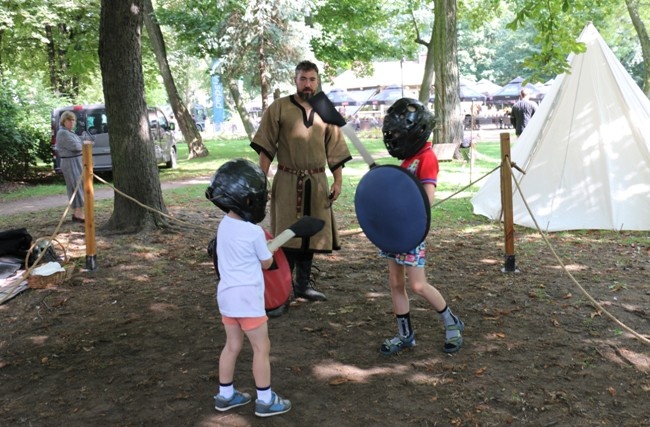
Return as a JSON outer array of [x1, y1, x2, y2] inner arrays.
[[277, 164, 326, 217]]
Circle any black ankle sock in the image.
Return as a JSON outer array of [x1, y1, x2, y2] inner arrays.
[[396, 313, 412, 338]]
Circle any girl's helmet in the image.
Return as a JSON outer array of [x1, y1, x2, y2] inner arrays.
[[205, 158, 268, 223], [382, 98, 435, 160]]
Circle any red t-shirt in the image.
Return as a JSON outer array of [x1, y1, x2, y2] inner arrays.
[[400, 141, 439, 187]]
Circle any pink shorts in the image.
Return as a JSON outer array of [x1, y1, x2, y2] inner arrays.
[[221, 315, 268, 331]]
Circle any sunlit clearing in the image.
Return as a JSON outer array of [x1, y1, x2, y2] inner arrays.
[[197, 413, 252, 427], [365, 291, 388, 298], [550, 264, 586, 271], [312, 360, 410, 383], [597, 342, 650, 373], [133, 274, 152, 283], [150, 303, 178, 313], [29, 335, 49, 345], [408, 372, 454, 386]]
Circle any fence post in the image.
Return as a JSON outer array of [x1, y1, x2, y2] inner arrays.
[[82, 144, 97, 271], [500, 133, 518, 273]]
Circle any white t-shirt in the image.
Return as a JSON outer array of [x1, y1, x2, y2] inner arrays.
[[216, 215, 272, 317]]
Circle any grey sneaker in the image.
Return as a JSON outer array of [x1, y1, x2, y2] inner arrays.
[[214, 390, 251, 411], [254, 391, 292, 417], [379, 332, 416, 355]]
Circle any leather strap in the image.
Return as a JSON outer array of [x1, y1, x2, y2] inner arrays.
[[277, 164, 326, 217]]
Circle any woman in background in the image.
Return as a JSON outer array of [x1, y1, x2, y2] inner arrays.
[[55, 111, 92, 223]]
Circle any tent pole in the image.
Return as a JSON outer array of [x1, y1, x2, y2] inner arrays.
[[500, 133, 518, 273]]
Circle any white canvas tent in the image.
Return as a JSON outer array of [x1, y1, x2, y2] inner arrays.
[[471, 23, 650, 231]]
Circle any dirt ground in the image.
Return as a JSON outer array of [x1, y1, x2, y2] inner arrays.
[[0, 199, 649, 427]]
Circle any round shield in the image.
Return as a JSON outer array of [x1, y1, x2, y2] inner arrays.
[[354, 165, 430, 253], [263, 229, 292, 311]]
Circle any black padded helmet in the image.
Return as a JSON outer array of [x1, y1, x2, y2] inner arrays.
[[205, 158, 268, 223], [382, 98, 435, 160]]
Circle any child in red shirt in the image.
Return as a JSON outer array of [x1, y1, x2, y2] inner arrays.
[[379, 98, 464, 355]]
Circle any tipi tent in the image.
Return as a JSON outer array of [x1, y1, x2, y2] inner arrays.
[[471, 23, 650, 231]]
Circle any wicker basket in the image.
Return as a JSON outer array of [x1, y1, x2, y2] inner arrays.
[[25, 238, 75, 289]]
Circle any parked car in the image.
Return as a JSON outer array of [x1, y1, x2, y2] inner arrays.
[[51, 104, 178, 172]]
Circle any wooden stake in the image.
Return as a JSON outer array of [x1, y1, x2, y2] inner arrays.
[[82, 144, 97, 271], [500, 133, 517, 272]]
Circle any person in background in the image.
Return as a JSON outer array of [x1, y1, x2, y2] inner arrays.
[[206, 158, 292, 418], [510, 88, 538, 136], [55, 111, 93, 223], [251, 60, 352, 302], [378, 98, 465, 356]]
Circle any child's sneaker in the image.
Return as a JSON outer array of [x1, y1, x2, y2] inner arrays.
[[214, 390, 251, 412], [443, 317, 465, 354], [254, 391, 292, 417], [379, 332, 416, 355]]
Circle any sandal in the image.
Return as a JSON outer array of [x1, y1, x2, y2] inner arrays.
[[443, 318, 465, 354], [379, 332, 416, 355], [72, 216, 85, 223]]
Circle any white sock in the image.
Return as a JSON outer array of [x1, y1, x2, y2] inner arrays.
[[219, 383, 234, 399], [257, 387, 272, 403]]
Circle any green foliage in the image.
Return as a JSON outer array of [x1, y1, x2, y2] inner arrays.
[[310, 0, 417, 78], [0, 75, 65, 181], [157, 0, 312, 89]]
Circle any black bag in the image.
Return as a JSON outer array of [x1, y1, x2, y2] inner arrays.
[[0, 229, 58, 267], [0, 228, 33, 266]]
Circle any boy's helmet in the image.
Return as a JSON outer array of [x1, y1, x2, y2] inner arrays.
[[382, 98, 435, 160], [205, 158, 268, 223]]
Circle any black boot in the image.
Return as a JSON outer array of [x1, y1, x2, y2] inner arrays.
[[293, 259, 327, 301]]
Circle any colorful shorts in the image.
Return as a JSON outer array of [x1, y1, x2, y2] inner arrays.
[[379, 241, 426, 267]]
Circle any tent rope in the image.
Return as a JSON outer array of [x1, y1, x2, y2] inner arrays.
[[505, 157, 649, 346]]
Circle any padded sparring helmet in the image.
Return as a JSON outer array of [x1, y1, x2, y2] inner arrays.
[[382, 98, 435, 160], [205, 158, 268, 224]]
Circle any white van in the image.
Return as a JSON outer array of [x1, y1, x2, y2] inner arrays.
[[51, 104, 178, 172]]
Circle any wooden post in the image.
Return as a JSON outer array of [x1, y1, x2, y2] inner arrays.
[[500, 133, 517, 272], [82, 144, 97, 271]]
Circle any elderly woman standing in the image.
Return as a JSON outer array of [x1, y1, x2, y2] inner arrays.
[[56, 111, 93, 223]]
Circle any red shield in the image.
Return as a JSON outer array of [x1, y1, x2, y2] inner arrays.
[[263, 230, 292, 310]]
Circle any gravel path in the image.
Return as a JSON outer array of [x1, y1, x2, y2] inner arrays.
[[0, 178, 210, 217]]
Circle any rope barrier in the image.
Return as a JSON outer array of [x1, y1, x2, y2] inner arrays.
[[340, 165, 501, 237], [505, 157, 649, 346], [5, 155, 647, 347], [91, 173, 213, 233]]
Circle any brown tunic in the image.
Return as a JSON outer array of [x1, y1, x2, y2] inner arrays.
[[251, 95, 352, 252]]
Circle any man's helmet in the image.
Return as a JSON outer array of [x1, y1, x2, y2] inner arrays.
[[205, 158, 268, 223], [382, 98, 435, 160]]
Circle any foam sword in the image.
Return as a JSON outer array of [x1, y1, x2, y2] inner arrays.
[[308, 91, 378, 169], [267, 216, 325, 252]]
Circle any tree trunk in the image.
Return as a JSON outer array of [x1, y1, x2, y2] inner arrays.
[[624, 0, 650, 95], [433, 0, 463, 158], [99, 0, 168, 233], [258, 42, 269, 112], [228, 80, 257, 140], [418, 40, 436, 105], [45, 25, 59, 94], [143, 0, 208, 159]]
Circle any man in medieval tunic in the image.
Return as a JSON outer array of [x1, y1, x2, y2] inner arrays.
[[251, 60, 352, 302]]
